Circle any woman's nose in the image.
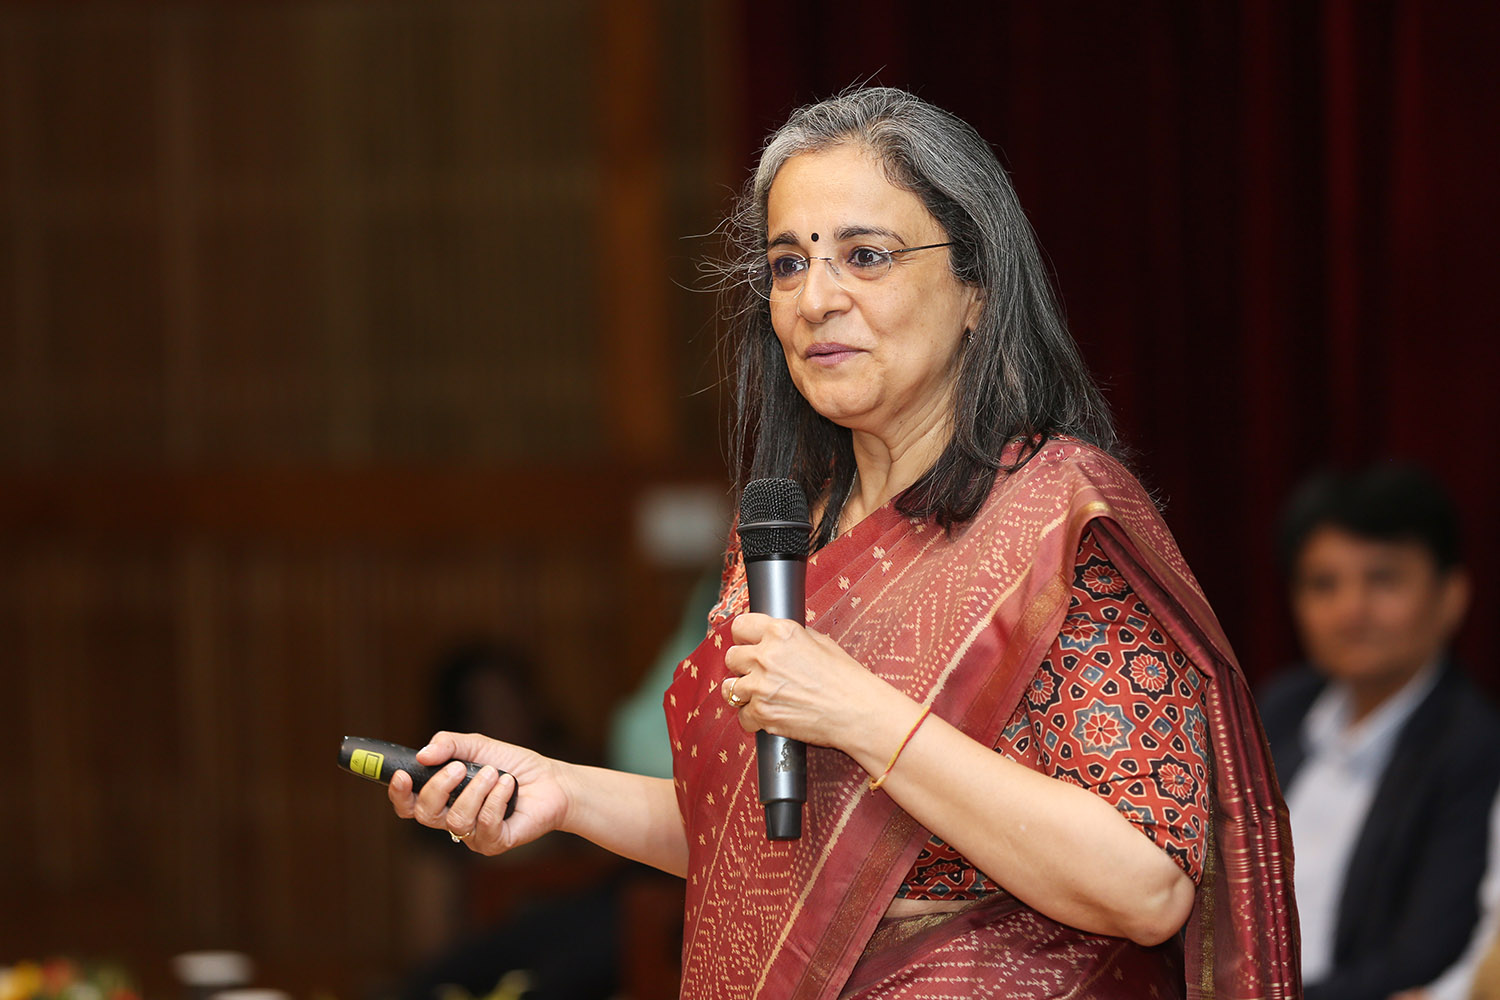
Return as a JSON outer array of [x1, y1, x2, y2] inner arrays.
[[796, 257, 853, 320]]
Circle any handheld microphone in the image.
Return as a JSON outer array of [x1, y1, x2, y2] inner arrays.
[[338, 736, 517, 818], [736, 477, 811, 841]]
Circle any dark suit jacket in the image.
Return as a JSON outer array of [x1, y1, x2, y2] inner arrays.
[[1259, 661, 1500, 1000]]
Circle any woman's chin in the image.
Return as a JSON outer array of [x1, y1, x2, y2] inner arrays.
[[807, 398, 877, 431]]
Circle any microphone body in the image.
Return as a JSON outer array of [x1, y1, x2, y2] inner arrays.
[[737, 478, 812, 841]]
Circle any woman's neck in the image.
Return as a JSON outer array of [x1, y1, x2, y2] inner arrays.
[[845, 419, 950, 530]]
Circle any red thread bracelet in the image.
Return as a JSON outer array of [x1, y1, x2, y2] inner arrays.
[[870, 704, 932, 790]]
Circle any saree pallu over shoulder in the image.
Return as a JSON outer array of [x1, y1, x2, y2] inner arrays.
[[664, 439, 1299, 1000]]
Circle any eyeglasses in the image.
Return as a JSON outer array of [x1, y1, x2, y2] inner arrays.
[[748, 242, 955, 301]]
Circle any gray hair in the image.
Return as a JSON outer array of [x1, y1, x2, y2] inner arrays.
[[719, 87, 1117, 544]]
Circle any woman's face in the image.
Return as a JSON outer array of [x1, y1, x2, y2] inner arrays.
[[763, 144, 983, 448]]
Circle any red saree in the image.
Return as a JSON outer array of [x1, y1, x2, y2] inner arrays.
[[664, 439, 1299, 999]]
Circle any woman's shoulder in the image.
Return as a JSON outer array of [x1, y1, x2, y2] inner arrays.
[[1024, 435, 1138, 480], [931, 438, 1139, 569], [984, 436, 1154, 519], [967, 437, 1199, 601]]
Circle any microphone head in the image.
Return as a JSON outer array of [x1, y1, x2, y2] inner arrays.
[[738, 478, 811, 559]]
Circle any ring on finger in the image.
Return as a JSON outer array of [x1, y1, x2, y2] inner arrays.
[[449, 828, 472, 844], [728, 676, 746, 707]]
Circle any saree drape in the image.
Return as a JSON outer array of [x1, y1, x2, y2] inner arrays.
[[664, 439, 1299, 999]]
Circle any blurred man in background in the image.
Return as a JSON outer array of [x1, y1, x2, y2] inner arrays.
[[1258, 463, 1500, 1000]]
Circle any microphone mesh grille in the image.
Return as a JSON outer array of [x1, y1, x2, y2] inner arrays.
[[738, 478, 811, 559]]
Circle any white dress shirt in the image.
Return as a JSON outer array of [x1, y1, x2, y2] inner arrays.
[[1285, 660, 1442, 986]]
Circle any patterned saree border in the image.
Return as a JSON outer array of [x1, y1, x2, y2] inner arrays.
[[754, 516, 949, 999]]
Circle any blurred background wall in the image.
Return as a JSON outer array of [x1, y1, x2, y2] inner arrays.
[[1, 3, 1496, 1000]]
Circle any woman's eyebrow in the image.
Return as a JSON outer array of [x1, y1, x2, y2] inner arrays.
[[765, 224, 909, 250], [836, 223, 907, 244]]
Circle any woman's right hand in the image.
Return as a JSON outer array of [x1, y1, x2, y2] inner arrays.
[[387, 730, 568, 856]]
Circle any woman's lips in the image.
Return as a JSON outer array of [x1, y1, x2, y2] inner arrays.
[[805, 342, 862, 365]]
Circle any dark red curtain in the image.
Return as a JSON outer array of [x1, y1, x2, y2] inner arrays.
[[731, 1, 1500, 689]]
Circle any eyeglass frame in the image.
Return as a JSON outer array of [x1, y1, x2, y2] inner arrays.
[[747, 241, 957, 300]]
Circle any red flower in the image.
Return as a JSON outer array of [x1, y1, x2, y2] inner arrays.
[[1081, 563, 1128, 595], [1027, 671, 1057, 706], [1128, 652, 1168, 692], [1158, 761, 1194, 800], [41, 960, 78, 994]]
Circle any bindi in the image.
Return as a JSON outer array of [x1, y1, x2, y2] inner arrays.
[[811, 232, 819, 242]]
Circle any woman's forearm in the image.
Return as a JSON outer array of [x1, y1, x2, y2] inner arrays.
[[842, 687, 1196, 945], [557, 765, 689, 877]]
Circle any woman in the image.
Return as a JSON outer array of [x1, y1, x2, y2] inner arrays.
[[389, 87, 1298, 999]]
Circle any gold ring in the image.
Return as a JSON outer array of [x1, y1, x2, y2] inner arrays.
[[449, 829, 471, 844], [728, 677, 746, 707]]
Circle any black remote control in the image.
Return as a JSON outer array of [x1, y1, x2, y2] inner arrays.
[[338, 736, 517, 818]]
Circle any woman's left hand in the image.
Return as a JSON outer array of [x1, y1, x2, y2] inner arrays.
[[721, 612, 905, 753]]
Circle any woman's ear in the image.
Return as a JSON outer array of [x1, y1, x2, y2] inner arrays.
[[963, 288, 986, 334]]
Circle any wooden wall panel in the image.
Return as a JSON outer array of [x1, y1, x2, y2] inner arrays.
[[0, 1, 736, 998], [0, 1, 655, 467], [2, 531, 645, 988]]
